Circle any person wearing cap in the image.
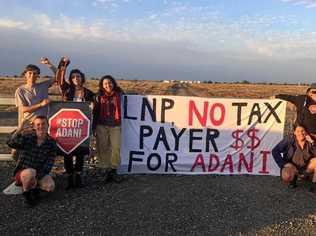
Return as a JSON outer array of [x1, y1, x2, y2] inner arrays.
[[15, 63, 56, 127], [275, 83, 316, 139], [272, 124, 316, 191]]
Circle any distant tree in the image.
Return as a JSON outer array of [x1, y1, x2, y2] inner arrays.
[[241, 80, 250, 84]]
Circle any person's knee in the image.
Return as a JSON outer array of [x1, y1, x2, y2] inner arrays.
[[21, 168, 36, 181], [282, 169, 294, 183], [282, 174, 292, 183], [41, 180, 55, 192]]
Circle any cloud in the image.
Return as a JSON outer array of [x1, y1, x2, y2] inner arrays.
[[0, 19, 28, 30], [1, 2, 316, 82], [1, 6, 316, 61], [282, 0, 316, 8], [92, 0, 135, 9]]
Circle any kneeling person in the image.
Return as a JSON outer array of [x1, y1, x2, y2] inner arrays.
[[7, 116, 58, 206], [272, 124, 316, 190]]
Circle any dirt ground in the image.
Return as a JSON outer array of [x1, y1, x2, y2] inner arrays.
[[1, 79, 315, 236]]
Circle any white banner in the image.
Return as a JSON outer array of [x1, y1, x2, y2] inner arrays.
[[119, 95, 286, 176]]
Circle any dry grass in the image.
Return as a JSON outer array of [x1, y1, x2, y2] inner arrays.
[[0, 77, 302, 138], [0, 77, 308, 98]]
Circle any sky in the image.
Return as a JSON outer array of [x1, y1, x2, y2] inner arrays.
[[1, 0, 316, 83]]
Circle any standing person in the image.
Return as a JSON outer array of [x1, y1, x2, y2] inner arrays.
[[15, 64, 56, 127], [272, 124, 316, 191], [7, 116, 58, 206], [93, 75, 123, 183], [54, 57, 94, 189], [275, 83, 316, 138], [13, 63, 56, 161]]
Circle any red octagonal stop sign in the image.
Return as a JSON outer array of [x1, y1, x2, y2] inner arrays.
[[49, 108, 90, 154]]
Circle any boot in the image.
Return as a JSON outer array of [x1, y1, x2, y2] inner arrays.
[[66, 174, 74, 190], [31, 188, 41, 200], [74, 173, 84, 188], [111, 169, 123, 183], [309, 182, 316, 193], [103, 169, 112, 183], [288, 175, 298, 189]]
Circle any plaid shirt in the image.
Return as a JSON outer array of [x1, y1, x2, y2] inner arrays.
[[7, 131, 58, 179]]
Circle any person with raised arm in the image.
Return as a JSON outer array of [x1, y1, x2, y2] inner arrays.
[[51, 57, 94, 189], [274, 83, 316, 139], [15, 63, 56, 127]]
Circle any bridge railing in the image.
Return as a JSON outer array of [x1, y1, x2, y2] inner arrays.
[[0, 97, 16, 161]]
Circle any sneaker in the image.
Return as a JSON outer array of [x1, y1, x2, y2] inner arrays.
[[309, 183, 316, 193], [104, 169, 113, 183], [288, 175, 298, 189], [66, 174, 74, 190], [23, 190, 38, 206], [74, 173, 84, 188], [111, 169, 124, 183], [31, 188, 41, 200]]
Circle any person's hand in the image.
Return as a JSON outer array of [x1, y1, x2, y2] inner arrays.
[[306, 134, 314, 144], [40, 57, 52, 66], [58, 56, 70, 69], [17, 119, 34, 134], [18, 118, 30, 131], [40, 99, 50, 107]]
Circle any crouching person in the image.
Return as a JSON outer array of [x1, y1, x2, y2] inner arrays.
[[7, 116, 58, 206], [272, 124, 316, 191]]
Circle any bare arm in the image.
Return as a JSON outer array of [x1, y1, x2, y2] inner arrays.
[[19, 99, 50, 114], [40, 57, 57, 74]]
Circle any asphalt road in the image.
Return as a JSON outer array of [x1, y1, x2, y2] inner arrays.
[[1, 162, 316, 236]]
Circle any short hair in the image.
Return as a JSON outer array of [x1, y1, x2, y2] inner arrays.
[[68, 69, 85, 87], [33, 115, 48, 123], [22, 64, 40, 76]]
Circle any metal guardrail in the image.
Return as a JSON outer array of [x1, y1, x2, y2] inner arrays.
[[0, 98, 15, 105], [0, 97, 16, 161]]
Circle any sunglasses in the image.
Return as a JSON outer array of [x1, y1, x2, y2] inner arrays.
[[311, 91, 316, 94]]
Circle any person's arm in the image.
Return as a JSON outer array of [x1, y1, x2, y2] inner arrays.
[[40, 57, 57, 75], [56, 57, 70, 85], [306, 135, 316, 156], [275, 94, 304, 107], [6, 120, 30, 150], [19, 99, 50, 114], [272, 138, 290, 169], [38, 143, 57, 178]]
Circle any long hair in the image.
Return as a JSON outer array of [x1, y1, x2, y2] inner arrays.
[[98, 75, 122, 95], [68, 69, 85, 87]]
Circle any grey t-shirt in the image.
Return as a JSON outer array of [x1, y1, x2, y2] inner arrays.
[[15, 79, 54, 125]]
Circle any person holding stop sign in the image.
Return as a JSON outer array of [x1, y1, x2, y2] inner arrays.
[[93, 75, 123, 183], [53, 57, 95, 189]]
